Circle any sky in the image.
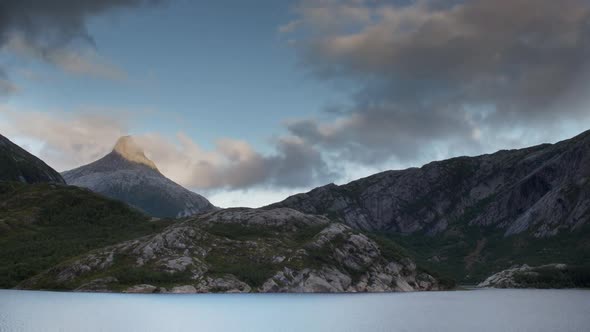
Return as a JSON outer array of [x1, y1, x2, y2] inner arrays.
[[1, 0, 590, 207]]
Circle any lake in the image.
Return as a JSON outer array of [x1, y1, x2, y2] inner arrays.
[[1, 289, 589, 332]]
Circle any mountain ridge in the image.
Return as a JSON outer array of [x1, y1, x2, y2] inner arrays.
[[269, 129, 590, 282], [0, 134, 65, 184], [270, 129, 590, 237]]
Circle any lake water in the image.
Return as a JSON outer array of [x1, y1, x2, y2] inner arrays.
[[1, 289, 589, 332]]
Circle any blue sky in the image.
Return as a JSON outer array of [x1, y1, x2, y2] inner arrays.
[[1, 0, 590, 207], [5, 0, 346, 149]]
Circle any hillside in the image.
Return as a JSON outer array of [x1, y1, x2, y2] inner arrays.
[[0, 182, 167, 288], [0, 134, 65, 184], [19, 208, 452, 293], [271, 130, 590, 283]]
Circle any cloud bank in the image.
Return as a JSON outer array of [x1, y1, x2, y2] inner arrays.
[[0, 109, 334, 190], [283, 0, 590, 164]]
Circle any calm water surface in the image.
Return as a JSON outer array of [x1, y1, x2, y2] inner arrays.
[[1, 289, 589, 332]]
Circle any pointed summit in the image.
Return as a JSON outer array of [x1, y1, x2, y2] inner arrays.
[[112, 136, 158, 170], [61, 135, 216, 218]]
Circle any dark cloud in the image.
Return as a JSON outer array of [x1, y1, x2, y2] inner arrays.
[[286, 0, 590, 163], [0, 0, 163, 82], [269, 137, 336, 188], [0, 0, 163, 46]]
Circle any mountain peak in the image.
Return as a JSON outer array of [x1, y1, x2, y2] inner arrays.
[[112, 136, 158, 170]]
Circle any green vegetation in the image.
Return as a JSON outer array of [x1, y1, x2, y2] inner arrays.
[[206, 223, 279, 241], [303, 233, 348, 269], [204, 223, 330, 287], [204, 222, 452, 288], [368, 233, 410, 262], [383, 222, 590, 284], [513, 265, 590, 289], [0, 182, 169, 288], [206, 250, 276, 288]]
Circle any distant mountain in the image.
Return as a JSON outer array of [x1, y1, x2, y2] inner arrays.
[[19, 208, 451, 293], [0, 134, 65, 184], [62, 136, 216, 218], [270, 129, 590, 282]]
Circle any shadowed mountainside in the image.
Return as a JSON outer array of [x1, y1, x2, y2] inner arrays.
[[0, 134, 65, 184], [270, 130, 590, 283]]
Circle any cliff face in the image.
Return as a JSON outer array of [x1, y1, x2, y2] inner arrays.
[[19, 208, 448, 293], [271, 130, 590, 238], [62, 136, 216, 218], [0, 134, 65, 184], [270, 130, 590, 283]]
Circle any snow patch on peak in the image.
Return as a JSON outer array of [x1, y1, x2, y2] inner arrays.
[[113, 136, 158, 170]]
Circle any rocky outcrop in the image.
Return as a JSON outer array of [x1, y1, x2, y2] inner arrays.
[[19, 208, 446, 293], [478, 264, 572, 288], [270, 130, 590, 238], [62, 136, 216, 218], [0, 133, 65, 184]]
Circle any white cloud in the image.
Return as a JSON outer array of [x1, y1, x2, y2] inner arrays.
[[278, 20, 302, 33], [0, 108, 129, 170], [205, 187, 309, 208], [0, 108, 334, 193], [282, 0, 590, 164]]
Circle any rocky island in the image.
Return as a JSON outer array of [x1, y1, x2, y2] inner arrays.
[[19, 208, 446, 293]]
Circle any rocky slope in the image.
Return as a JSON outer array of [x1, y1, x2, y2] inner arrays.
[[62, 136, 216, 218], [478, 264, 590, 289], [19, 208, 448, 293], [270, 129, 590, 283], [271, 130, 590, 238], [0, 133, 65, 184]]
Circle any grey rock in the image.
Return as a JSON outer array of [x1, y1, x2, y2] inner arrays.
[[75, 277, 118, 292], [196, 276, 252, 293], [169, 285, 198, 294], [270, 130, 590, 238], [20, 208, 445, 293], [477, 263, 568, 288], [124, 284, 158, 293]]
